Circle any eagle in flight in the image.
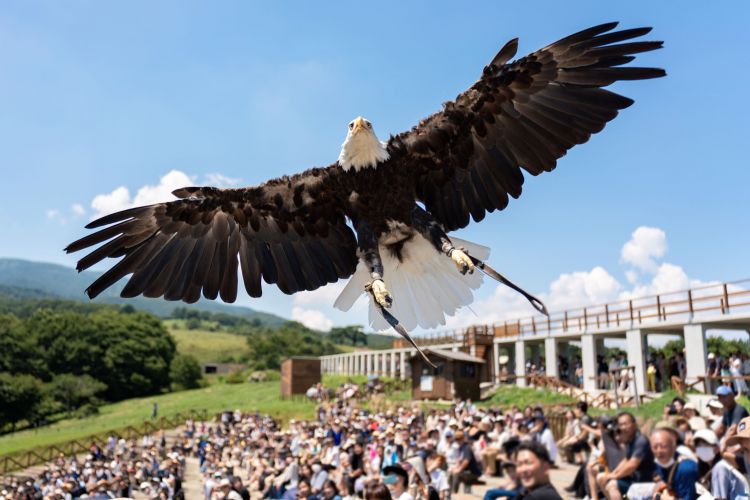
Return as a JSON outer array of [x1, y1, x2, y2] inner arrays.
[[67, 22, 664, 352]]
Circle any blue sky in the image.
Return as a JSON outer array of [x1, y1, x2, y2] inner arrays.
[[1, 1, 748, 331]]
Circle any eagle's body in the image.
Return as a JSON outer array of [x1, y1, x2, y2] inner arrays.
[[66, 22, 665, 338]]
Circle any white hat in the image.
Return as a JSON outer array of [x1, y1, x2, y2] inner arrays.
[[708, 353, 716, 360], [684, 402, 697, 411], [693, 428, 718, 446], [707, 399, 724, 410], [220, 478, 231, 487]]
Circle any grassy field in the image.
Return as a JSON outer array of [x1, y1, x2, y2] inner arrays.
[[0, 380, 317, 456], [480, 385, 577, 408], [166, 321, 250, 364]]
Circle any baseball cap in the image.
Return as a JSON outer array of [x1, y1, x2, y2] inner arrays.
[[693, 429, 718, 446], [726, 417, 750, 447], [717, 386, 734, 396]]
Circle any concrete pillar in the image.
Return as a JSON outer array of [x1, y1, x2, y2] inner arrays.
[[400, 352, 407, 380], [493, 343, 500, 384], [390, 352, 397, 378], [626, 329, 647, 395], [545, 338, 558, 378], [515, 340, 527, 387], [684, 324, 707, 389], [581, 335, 597, 392]]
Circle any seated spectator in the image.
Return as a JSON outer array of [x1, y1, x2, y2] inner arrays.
[[593, 412, 654, 500], [515, 440, 562, 499], [448, 430, 482, 494], [383, 464, 412, 500], [690, 428, 748, 499], [530, 415, 557, 465], [716, 385, 750, 439], [650, 427, 698, 500]]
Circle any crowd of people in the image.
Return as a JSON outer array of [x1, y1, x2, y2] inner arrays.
[[559, 386, 750, 499], [195, 401, 563, 500], [8, 372, 750, 500], [2, 432, 186, 499]]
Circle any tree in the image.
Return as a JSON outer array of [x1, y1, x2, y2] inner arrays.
[[246, 321, 339, 370], [0, 372, 44, 431], [170, 354, 203, 390], [27, 308, 176, 400], [0, 314, 46, 378], [329, 325, 367, 346], [49, 374, 107, 415]]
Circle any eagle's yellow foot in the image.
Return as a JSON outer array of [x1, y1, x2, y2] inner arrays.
[[450, 248, 475, 275], [365, 279, 393, 308]]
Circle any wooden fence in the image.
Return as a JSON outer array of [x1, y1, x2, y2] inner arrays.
[[0, 409, 207, 475]]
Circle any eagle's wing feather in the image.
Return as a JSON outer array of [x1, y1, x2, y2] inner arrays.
[[66, 166, 358, 302], [389, 22, 665, 231]]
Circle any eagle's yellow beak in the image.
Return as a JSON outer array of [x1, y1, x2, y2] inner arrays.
[[352, 117, 366, 133]]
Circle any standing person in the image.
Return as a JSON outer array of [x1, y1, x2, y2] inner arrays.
[[650, 428, 698, 500], [515, 441, 562, 499], [733, 354, 749, 396], [707, 353, 719, 395]]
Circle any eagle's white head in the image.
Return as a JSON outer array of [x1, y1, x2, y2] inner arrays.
[[338, 116, 390, 172]]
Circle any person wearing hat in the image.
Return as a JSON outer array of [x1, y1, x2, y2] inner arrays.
[[515, 440, 562, 499], [692, 428, 748, 500], [716, 385, 750, 438], [649, 427, 698, 500], [383, 464, 412, 500], [448, 430, 482, 494]]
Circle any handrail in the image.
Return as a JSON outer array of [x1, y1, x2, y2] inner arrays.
[[382, 279, 750, 347], [0, 409, 208, 475]]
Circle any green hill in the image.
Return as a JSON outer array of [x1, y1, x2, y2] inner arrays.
[[0, 258, 285, 324]]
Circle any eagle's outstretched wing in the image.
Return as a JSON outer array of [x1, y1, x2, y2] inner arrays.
[[65, 166, 357, 302], [389, 22, 665, 231]]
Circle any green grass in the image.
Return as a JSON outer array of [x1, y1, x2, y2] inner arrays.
[[167, 321, 250, 364], [479, 385, 577, 408], [0, 380, 316, 456]]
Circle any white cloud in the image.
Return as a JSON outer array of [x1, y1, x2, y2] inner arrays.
[[440, 226, 720, 331], [292, 307, 333, 331], [132, 170, 194, 207], [204, 173, 242, 188], [46, 209, 60, 220], [621, 226, 667, 272], [71, 203, 86, 216], [91, 186, 132, 220], [89, 170, 245, 220]]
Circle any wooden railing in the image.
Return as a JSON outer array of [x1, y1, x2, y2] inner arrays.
[[0, 409, 207, 475], [395, 279, 750, 347]]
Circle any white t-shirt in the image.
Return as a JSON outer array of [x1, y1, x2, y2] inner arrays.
[[538, 427, 558, 463]]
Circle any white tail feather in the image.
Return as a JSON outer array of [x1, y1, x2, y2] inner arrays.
[[333, 234, 488, 331]]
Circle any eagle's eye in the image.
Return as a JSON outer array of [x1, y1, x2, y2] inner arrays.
[[365, 121, 371, 128], [349, 122, 354, 130]]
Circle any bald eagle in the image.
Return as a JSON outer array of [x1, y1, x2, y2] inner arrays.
[[66, 23, 664, 351]]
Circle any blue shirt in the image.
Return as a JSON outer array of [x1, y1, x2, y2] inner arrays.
[[655, 456, 698, 500], [712, 459, 748, 500]]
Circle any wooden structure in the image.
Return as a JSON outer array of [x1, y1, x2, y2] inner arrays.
[[281, 357, 321, 397], [410, 348, 484, 401]]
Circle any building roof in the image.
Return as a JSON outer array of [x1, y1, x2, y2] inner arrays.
[[413, 348, 485, 364]]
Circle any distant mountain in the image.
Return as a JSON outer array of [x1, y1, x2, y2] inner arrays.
[[0, 258, 285, 325]]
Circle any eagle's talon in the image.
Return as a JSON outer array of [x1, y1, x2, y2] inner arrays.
[[450, 248, 475, 275], [366, 279, 392, 308]]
